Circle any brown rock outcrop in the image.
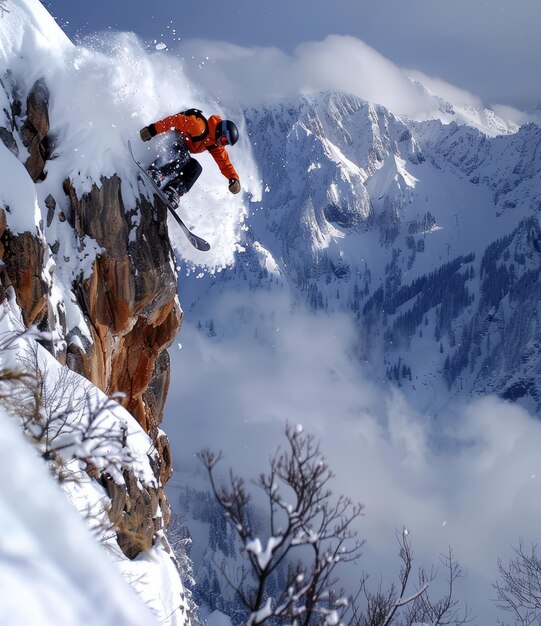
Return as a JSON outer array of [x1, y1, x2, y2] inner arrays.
[[0, 76, 183, 559], [62, 175, 182, 442], [0, 80, 52, 326], [0, 208, 48, 327], [103, 470, 161, 560], [22, 79, 51, 182], [2, 232, 48, 326]]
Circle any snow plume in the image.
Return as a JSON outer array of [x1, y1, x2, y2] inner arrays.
[[1, 0, 261, 268], [58, 32, 259, 267], [492, 102, 541, 127], [175, 35, 517, 133], [163, 289, 541, 625]]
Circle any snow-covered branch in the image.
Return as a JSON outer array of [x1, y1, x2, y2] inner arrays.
[[199, 423, 364, 626], [200, 426, 470, 626], [494, 539, 541, 626], [0, 340, 142, 485]]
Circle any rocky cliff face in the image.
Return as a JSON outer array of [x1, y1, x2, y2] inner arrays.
[[0, 76, 181, 551]]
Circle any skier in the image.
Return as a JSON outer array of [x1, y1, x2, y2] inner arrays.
[[139, 108, 241, 208]]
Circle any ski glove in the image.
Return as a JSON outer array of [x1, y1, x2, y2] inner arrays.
[[140, 124, 157, 142], [228, 178, 241, 194]]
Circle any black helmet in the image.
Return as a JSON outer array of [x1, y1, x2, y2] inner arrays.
[[216, 119, 239, 146]]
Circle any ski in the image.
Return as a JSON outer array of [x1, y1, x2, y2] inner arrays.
[[127, 140, 210, 252]]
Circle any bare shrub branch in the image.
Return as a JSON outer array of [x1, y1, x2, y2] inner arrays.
[[348, 535, 472, 626], [494, 539, 541, 626], [199, 423, 364, 626], [200, 424, 470, 626], [0, 339, 137, 485]]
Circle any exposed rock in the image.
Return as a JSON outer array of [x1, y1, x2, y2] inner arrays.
[[21, 79, 51, 182], [0, 207, 5, 256], [62, 175, 182, 437], [0, 227, 48, 326], [60, 172, 181, 562], [103, 470, 161, 560], [0, 80, 48, 335], [144, 350, 172, 431], [0, 77, 182, 559], [45, 194, 56, 227], [0, 127, 18, 156], [0, 75, 21, 157], [155, 428, 174, 486]]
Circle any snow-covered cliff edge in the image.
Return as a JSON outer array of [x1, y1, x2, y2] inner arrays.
[[0, 1, 202, 623]]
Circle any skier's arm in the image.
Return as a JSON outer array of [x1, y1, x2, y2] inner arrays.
[[207, 144, 239, 183], [154, 113, 203, 136], [140, 114, 203, 140]]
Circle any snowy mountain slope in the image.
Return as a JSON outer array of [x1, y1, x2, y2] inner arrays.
[[413, 120, 541, 214], [177, 35, 518, 138], [179, 90, 541, 414], [160, 89, 540, 626], [407, 78, 518, 136], [0, 290, 188, 625], [2, 1, 540, 624], [0, 410, 160, 626]]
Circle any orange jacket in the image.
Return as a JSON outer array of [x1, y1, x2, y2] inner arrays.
[[152, 111, 239, 181]]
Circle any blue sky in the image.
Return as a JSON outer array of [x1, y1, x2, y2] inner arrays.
[[43, 0, 541, 110]]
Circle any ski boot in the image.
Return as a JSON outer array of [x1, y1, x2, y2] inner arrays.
[[147, 165, 165, 187], [163, 186, 182, 211]]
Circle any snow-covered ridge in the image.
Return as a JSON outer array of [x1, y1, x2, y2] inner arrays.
[[407, 78, 518, 136], [177, 35, 521, 138], [182, 88, 541, 414], [366, 153, 418, 206], [0, 408, 160, 626], [0, 142, 43, 234], [0, 0, 72, 66]]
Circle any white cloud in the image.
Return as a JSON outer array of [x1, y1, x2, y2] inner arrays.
[[493, 102, 541, 126], [406, 69, 483, 108], [175, 35, 504, 124]]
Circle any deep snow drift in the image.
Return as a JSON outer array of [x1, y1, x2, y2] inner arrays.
[[0, 1, 196, 623]]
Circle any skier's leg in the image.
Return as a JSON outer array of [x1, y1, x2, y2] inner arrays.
[[158, 159, 183, 180], [174, 157, 203, 195], [163, 157, 202, 198], [151, 139, 190, 186]]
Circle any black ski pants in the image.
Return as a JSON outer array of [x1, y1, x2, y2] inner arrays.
[[157, 139, 202, 197]]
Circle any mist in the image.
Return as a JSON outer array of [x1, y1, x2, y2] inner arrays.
[[163, 288, 541, 624]]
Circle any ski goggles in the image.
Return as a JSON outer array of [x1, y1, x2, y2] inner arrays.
[[217, 121, 234, 146]]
